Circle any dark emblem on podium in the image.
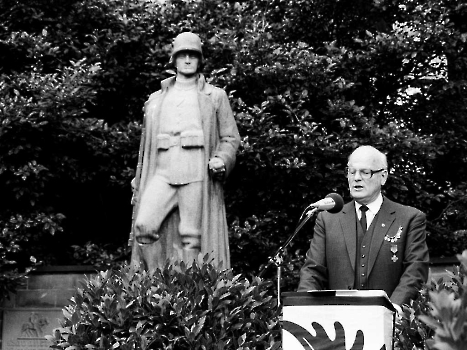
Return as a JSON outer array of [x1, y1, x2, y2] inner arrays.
[[282, 320, 387, 350]]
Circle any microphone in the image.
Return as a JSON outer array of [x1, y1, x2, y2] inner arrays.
[[307, 193, 344, 214]]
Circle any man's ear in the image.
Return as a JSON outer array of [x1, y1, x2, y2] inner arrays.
[[381, 170, 388, 186]]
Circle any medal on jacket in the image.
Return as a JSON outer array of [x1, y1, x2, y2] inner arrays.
[[391, 245, 398, 262], [385, 226, 403, 243]]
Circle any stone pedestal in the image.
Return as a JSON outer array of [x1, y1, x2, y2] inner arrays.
[[0, 266, 97, 350]]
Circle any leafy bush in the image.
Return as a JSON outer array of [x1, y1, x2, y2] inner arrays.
[[395, 284, 434, 349], [419, 251, 467, 350], [45, 251, 467, 350], [0, 212, 61, 303], [71, 242, 128, 270], [46, 256, 281, 350], [394, 249, 467, 350]]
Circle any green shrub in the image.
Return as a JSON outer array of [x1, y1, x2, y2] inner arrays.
[[46, 250, 467, 350], [394, 249, 467, 350], [46, 256, 281, 350], [394, 284, 434, 349], [418, 251, 467, 350]]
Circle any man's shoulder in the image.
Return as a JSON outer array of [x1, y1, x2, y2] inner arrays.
[[383, 197, 425, 218]]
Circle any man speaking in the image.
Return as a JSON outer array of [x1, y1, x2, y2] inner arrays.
[[297, 145, 429, 308]]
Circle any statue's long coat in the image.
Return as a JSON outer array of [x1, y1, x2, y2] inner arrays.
[[131, 74, 240, 270]]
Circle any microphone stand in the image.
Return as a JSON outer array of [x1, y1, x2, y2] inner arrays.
[[258, 207, 320, 307]]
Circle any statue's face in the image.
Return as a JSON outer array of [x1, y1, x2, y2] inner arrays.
[[175, 50, 200, 77]]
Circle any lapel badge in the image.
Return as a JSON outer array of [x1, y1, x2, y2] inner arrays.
[[384, 226, 402, 243]]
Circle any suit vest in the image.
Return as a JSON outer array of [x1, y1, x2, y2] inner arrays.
[[354, 212, 379, 289]]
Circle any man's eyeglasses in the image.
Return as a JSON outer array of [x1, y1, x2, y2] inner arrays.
[[346, 167, 386, 179]]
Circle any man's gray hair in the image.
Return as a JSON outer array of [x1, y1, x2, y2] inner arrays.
[[349, 145, 388, 169]]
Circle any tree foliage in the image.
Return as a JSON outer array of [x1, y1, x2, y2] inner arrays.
[[1, 0, 467, 300]]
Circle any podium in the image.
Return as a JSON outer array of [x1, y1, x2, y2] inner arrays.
[[281, 290, 395, 350]]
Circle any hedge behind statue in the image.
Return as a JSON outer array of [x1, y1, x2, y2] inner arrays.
[[46, 256, 281, 350]]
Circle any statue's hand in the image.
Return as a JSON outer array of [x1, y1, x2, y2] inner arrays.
[[208, 157, 226, 180]]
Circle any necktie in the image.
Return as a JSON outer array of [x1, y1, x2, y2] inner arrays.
[[360, 205, 369, 232]]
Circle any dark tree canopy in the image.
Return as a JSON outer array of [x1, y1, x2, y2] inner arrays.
[[1, 0, 466, 299]]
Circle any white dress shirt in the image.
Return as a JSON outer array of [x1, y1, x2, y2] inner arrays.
[[355, 193, 384, 229]]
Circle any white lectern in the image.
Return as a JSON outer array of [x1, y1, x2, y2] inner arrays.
[[281, 290, 395, 350]]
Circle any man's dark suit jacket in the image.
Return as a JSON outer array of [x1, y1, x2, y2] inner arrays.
[[297, 197, 429, 305]]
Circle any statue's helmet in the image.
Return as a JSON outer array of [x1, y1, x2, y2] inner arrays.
[[169, 32, 204, 68]]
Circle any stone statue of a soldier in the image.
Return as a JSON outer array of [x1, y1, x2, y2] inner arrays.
[[130, 32, 240, 270]]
